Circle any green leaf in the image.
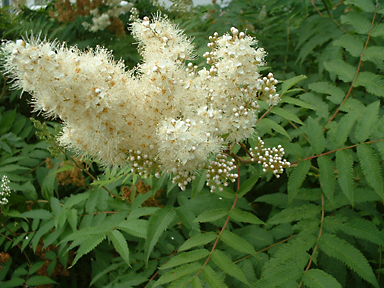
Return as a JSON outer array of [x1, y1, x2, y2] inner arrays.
[[211, 250, 250, 285], [281, 97, 316, 110], [356, 144, 384, 200], [63, 191, 90, 209], [270, 107, 304, 125], [178, 232, 217, 252], [26, 276, 57, 286], [334, 112, 359, 148], [324, 59, 356, 82], [191, 276, 203, 288], [287, 160, 311, 203], [229, 208, 264, 225], [267, 204, 321, 225], [258, 118, 291, 140], [344, 0, 375, 12], [309, 81, 345, 104], [279, 75, 307, 96], [194, 208, 228, 223], [302, 269, 342, 288], [154, 262, 201, 287], [161, 249, 209, 269], [318, 156, 336, 202], [202, 264, 228, 288], [117, 219, 148, 239], [319, 233, 379, 288], [340, 11, 371, 35], [19, 209, 52, 220], [145, 206, 176, 262], [237, 175, 260, 198], [220, 230, 257, 256], [71, 234, 106, 267], [355, 101, 380, 142], [306, 117, 325, 155], [2, 278, 26, 288], [108, 230, 130, 265], [362, 46, 384, 62], [333, 34, 364, 57], [336, 150, 354, 205], [354, 72, 384, 97]]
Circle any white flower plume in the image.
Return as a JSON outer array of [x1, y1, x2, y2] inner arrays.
[[2, 15, 282, 190]]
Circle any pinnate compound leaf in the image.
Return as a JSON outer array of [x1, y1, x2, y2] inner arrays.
[[356, 144, 384, 200], [178, 232, 217, 252], [145, 206, 176, 262], [153, 262, 201, 287], [318, 233, 379, 288], [229, 208, 264, 225], [193, 208, 228, 223], [202, 264, 228, 288], [306, 117, 325, 155], [355, 101, 380, 142], [302, 269, 342, 288], [211, 250, 250, 285], [362, 46, 384, 62], [267, 204, 320, 225], [317, 156, 336, 202], [220, 230, 257, 256], [336, 150, 354, 205], [324, 59, 356, 82], [71, 234, 106, 267], [107, 230, 129, 265], [280, 75, 307, 96], [287, 160, 311, 203], [160, 249, 209, 269], [309, 81, 345, 104]]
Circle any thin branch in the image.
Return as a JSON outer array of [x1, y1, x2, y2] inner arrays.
[[0, 232, 32, 266], [324, 1, 379, 131], [290, 139, 384, 165]]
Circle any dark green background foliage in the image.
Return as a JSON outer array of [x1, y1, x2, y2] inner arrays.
[[1, 0, 384, 287]]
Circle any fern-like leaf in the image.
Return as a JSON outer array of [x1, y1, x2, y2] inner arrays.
[[336, 150, 354, 205], [344, 0, 376, 12], [257, 118, 291, 140], [318, 233, 379, 288], [318, 155, 336, 202], [270, 107, 304, 125], [302, 269, 342, 288], [279, 75, 307, 96], [362, 46, 384, 62], [287, 160, 311, 203], [107, 230, 130, 265], [145, 207, 176, 262], [356, 144, 384, 200], [220, 230, 257, 257], [193, 208, 228, 223], [355, 101, 380, 142]]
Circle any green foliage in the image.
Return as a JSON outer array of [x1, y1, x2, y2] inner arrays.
[[1, 0, 384, 287]]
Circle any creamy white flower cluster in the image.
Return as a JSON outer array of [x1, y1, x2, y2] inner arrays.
[[0, 175, 11, 205], [82, 0, 132, 33], [2, 15, 285, 190]]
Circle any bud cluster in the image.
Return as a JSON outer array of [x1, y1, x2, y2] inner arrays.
[[206, 154, 238, 192], [0, 176, 11, 205], [249, 137, 291, 178]]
